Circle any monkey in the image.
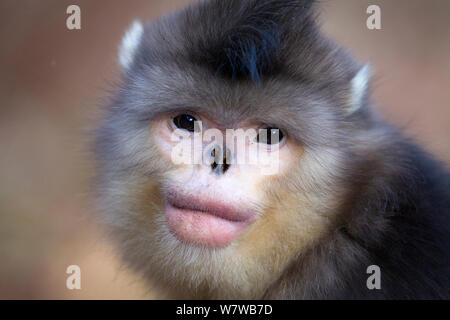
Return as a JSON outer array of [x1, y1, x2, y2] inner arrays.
[[94, 0, 450, 299]]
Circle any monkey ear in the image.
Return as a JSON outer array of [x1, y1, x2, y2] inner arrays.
[[347, 64, 372, 114], [118, 20, 144, 70]]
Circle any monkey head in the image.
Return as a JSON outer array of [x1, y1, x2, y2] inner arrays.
[[95, 0, 376, 299]]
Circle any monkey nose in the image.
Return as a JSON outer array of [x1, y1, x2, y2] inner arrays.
[[210, 146, 232, 175]]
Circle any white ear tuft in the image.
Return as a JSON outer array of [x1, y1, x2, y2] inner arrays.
[[119, 20, 144, 70], [348, 64, 372, 113]]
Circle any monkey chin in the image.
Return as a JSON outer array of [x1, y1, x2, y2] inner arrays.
[[164, 197, 256, 248]]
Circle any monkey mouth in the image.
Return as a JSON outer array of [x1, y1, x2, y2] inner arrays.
[[164, 194, 256, 248]]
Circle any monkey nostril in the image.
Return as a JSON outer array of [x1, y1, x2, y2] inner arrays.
[[210, 146, 231, 175], [222, 162, 230, 174], [222, 149, 231, 173]]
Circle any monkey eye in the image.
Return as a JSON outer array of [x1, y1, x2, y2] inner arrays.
[[173, 114, 198, 133], [257, 127, 284, 145]]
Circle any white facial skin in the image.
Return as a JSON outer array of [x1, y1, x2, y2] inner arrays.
[[150, 112, 299, 248]]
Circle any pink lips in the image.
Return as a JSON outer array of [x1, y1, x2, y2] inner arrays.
[[165, 193, 255, 248]]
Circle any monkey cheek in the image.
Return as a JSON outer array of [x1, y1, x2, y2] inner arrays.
[[165, 204, 250, 248]]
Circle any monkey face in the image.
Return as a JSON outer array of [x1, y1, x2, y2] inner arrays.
[[150, 111, 299, 248], [96, 72, 347, 298]]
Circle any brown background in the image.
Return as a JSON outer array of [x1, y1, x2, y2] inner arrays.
[[0, 0, 449, 299]]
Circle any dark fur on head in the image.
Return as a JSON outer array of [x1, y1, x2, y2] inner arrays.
[[95, 0, 450, 299], [186, 0, 316, 83], [135, 0, 355, 90]]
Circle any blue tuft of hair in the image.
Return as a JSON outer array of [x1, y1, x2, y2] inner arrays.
[[221, 23, 281, 84], [190, 0, 316, 84]]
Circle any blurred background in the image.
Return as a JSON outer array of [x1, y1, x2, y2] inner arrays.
[[0, 0, 449, 299]]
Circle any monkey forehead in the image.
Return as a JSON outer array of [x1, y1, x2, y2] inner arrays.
[[119, 62, 342, 147]]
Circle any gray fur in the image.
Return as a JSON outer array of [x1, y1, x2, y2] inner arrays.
[[95, 0, 450, 299]]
